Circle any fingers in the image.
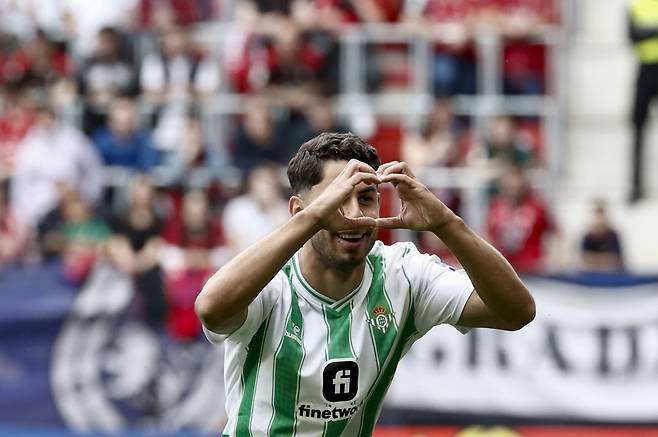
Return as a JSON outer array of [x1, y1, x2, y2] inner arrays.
[[345, 171, 380, 189], [379, 172, 416, 187], [375, 216, 405, 229], [341, 159, 377, 179], [376, 161, 416, 179]]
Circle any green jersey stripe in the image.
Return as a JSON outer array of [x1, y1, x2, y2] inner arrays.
[[365, 254, 398, 370], [348, 301, 357, 358], [266, 302, 292, 436], [357, 301, 418, 437], [322, 303, 354, 437], [235, 313, 272, 437], [269, 281, 305, 437]]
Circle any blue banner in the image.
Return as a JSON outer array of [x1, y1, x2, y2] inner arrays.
[[0, 261, 225, 434]]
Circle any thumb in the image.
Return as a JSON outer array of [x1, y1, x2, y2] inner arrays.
[[375, 216, 405, 229], [342, 216, 377, 229]]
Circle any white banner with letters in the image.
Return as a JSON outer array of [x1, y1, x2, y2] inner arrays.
[[386, 277, 658, 422]]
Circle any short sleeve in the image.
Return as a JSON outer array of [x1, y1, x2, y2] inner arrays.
[[203, 271, 284, 345], [401, 243, 474, 336]]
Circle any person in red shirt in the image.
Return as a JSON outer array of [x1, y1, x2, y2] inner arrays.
[[479, 0, 559, 95], [162, 189, 223, 341], [486, 165, 554, 273], [0, 87, 36, 180], [1, 30, 70, 88]]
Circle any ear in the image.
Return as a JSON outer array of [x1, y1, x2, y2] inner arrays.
[[289, 195, 304, 216]]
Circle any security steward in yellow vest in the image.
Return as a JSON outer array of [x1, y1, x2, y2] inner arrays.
[[629, 0, 658, 202]]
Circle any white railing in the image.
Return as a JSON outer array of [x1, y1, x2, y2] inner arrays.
[[53, 17, 567, 234]]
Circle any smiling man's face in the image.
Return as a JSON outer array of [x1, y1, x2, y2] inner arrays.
[[303, 160, 380, 271]]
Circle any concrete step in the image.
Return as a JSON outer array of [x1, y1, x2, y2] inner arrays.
[[561, 121, 658, 200]]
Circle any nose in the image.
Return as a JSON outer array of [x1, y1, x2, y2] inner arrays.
[[341, 194, 363, 219]]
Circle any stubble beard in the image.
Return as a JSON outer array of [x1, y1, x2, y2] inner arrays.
[[309, 230, 377, 273]]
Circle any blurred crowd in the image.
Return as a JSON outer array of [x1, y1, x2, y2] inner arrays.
[[0, 0, 625, 341]]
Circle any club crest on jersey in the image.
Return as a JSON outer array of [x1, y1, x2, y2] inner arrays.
[[367, 305, 394, 334]]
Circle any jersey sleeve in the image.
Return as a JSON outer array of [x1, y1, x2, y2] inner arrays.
[[400, 243, 474, 336], [203, 270, 284, 345]]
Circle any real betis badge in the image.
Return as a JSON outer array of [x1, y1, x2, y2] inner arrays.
[[368, 305, 393, 334]]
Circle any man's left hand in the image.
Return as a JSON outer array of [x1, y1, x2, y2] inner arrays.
[[375, 161, 457, 232]]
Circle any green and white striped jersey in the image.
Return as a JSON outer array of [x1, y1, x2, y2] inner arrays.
[[204, 241, 474, 437]]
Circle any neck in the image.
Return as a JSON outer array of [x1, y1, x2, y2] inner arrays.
[[298, 244, 366, 301]]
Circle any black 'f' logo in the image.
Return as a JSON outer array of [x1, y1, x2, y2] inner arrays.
[[322, 360, 359, 402]]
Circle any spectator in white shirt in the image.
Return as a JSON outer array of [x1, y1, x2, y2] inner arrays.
[[11, 104, 104, 226], [140, 24, 219, 105], [222, 164, 289, 255], [141, 24, 219, 163]]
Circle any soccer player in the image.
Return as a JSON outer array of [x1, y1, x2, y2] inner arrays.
[[196, 132, 535, 437]]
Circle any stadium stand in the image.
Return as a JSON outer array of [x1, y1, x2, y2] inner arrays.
[[2, 0, 658, 436]]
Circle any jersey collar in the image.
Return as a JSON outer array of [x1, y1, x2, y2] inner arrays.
[[291, 252, 373, 311]]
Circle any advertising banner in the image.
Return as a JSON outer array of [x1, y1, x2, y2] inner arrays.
[[386, 275, 658, 422]]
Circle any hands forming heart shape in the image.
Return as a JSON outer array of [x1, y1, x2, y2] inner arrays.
[[308, 160, 457, 233]]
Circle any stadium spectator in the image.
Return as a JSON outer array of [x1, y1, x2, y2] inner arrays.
[[402, 99, 466, 168], [155, 111, 227, 186], [37, 181, 76, 259], [77, 27, 137, 134], [482, 115, 535, 169], [226, 2, 340, 95], [0, 87, 36, 180], [140, 24, 219, 105], [628, 0, 658, 202], [0, 179, 27, 265], [222, 164, 289, 255], [481, 0, 558, 95], [138, 0, 218, 29], [486, 165, 555, 273], [140, 24, 219, 159], [0, 30, 70, 89], [92, 97, 159, 171], [266, 18, 340, 100], [108, 174, 167, 329], [580, 201, 624, 272], [162, 189, 223, 340], [402, 99, 466, 212], [52, 188, 112, 283], [287, 96, 348, 147], [231, 98, 289, 173], [403, 0, 478, 96], [11, 103, 104, 226], [61, 0, 138, 57]]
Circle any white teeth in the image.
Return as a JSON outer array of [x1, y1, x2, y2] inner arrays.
[[338, 232, 365, 239]]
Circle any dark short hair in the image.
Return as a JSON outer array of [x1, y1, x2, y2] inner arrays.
[[287, 132, 381, 194]]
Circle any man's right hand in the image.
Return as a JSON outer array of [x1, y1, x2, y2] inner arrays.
[[301, 159, 381, 231]]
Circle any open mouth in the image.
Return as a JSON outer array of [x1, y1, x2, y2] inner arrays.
[[336, 231, 368, 244]]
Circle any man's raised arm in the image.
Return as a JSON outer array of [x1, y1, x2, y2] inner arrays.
[[195, 160, 380, 334], [375, 161, 535, 331]]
